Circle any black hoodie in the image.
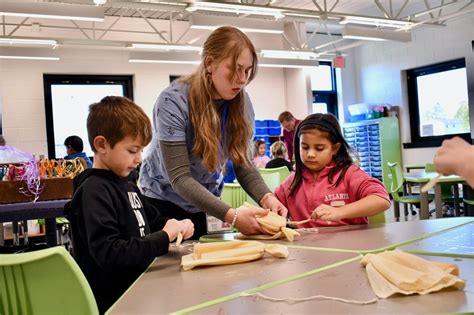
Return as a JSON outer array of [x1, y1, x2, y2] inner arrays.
[[65, 168, 170, 313]]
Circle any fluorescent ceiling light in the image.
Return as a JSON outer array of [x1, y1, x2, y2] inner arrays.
[[342, 25, 411, 42], [339, 16, 413, 29], [0, 47, 59, 60], [129, 51, 200, 65], [259, 57, 319, 68], [0, 2, 104, 22], [260, 49, 318, 60], [0, 37, 57, 46], [190, 14, 284, 34], [186, 2, 284, 19], [130, 43, 202, 52]]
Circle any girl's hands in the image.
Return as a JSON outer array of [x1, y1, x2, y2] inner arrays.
[[260, 194, 288, 218], [312, 204, 343, 222]]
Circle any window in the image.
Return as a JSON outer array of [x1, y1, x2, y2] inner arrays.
[[406, 58, 470, 148], [307, 61, 338, 117], [44, 74, 133, 159]]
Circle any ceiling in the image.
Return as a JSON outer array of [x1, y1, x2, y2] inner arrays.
[[1, 0, 474, 58]]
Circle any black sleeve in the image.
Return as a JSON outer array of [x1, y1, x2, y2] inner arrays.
[[140, 193, 169, 232], [80, 181, 170, 271]]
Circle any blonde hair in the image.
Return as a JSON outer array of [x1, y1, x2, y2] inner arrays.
[[270, 141, 287, 159], [182, 26, 258, 172]]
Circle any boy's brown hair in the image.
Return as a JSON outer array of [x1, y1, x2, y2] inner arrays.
[[87, 96, 152, 152]]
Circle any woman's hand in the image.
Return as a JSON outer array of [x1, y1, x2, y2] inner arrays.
[[260, 193, 288, 218], [225, 206, 269, 235], [312, 204, 343, 222], [179, 219, 194, 239]]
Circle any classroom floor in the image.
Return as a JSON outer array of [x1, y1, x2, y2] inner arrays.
[[384, 200, 463, 223]]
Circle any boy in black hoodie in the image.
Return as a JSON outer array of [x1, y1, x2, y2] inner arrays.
[[65, 96, 194, 314]]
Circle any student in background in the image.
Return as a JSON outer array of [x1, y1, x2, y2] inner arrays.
[[434, 136, 474, 188], [274, 113, 390, 228], [278, 111, 301, 163], [139, 26, 287, 239], [65, 96, 194, 313], [223, 159, 236, 183], [64, 135, 93, 168], [266, 140, 293, 172], [253, 139, 270, 168]]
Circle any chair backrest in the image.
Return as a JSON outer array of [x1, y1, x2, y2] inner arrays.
[[425, 163, 435, 172], [221, 183, 247, 209], [259, 171, 282, 193], [0, 246, 99, 315], [387, 162, 405, 202], [368, 212, 386, 224], [259, 166, 290, 187]]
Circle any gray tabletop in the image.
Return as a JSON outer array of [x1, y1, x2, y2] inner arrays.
[[107, 246, 358, 314], [198, 255, 473, 314], [201, 217, 474, 253], [107, 219, 474, 315], [399, 222, 474, 258]]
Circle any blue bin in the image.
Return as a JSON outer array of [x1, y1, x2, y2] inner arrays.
[[267, 120, 280, 127], [268, 127, 281, 136], [255, 120, 267, 128], [255, 127, 268, 136]]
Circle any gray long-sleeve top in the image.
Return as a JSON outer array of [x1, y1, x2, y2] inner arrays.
[[139, 81, 270, 221]]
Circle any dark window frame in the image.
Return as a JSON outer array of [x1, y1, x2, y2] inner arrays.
[[43, 74, 134, 158], [311, 61, 338, 117], [405, 58, 469, 148]]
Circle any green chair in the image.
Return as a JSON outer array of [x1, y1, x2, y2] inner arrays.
[[368, 212, 386, 224], [425, 163, 463, 216], [246, 169, 285, 206], [0, 246, 99, 315], [259, 166, 291, 184], [387, 162, 434, 221], [221, 182, 247, 209]]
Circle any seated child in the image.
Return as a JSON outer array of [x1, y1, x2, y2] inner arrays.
[[253, 139, 270, 168], [64, 135, 93, 168], [274, 113, 390, 228], [65, 96, 194, 313], [265, 140, 294, 172]]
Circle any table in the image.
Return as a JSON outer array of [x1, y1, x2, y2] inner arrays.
[[201, 218, 472, 253], [404, 164, 425, 172], [0, 199, 69, 246], [404, 171, 465, 219], [106, 218, 474, 314], [399, 222, 474, 258]]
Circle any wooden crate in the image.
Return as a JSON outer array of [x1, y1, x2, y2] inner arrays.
[[0, 177, 73, 204]]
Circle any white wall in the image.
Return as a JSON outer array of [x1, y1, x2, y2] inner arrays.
[[0, 48, 290, 157], [340, 15, 474, 166]]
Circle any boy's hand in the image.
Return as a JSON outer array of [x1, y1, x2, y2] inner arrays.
[[162, 219, 181, 242], [179, 219, 194, 240]]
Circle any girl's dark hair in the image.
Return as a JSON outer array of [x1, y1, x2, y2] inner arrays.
[[254, 139, 266, 157], [289, 113, 353, 196]]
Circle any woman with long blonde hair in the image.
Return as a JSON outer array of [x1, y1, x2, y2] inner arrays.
[[140, 26, 287, 238]]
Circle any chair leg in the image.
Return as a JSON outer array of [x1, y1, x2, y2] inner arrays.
[[403, 203, 408, 221], [393, 201, 400, 222]]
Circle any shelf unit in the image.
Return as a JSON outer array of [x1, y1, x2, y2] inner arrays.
[[254, 120, 281, 156], [342, 117, 402, 190]]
